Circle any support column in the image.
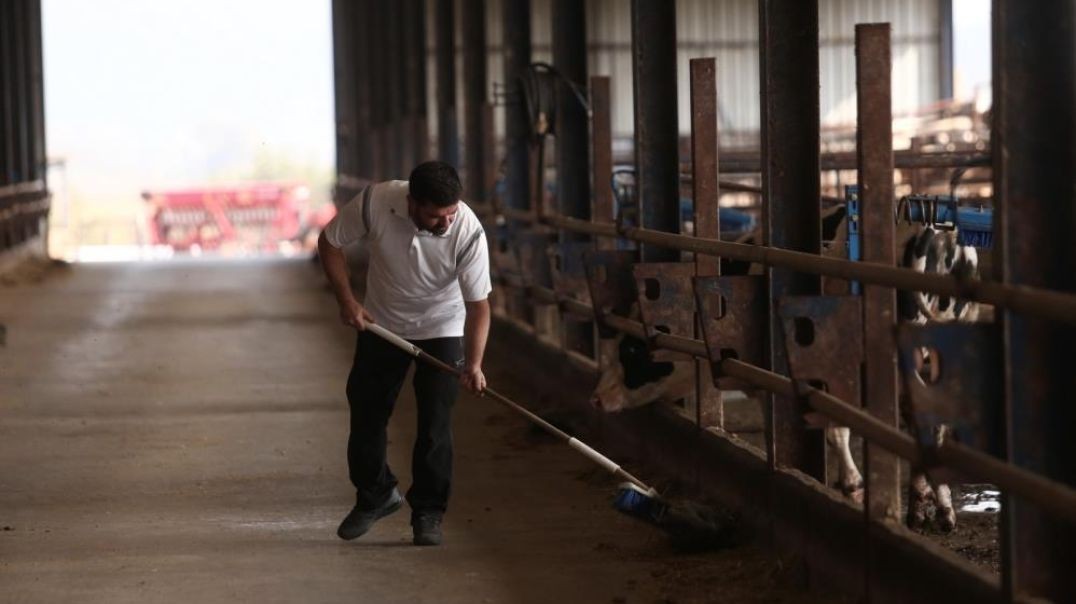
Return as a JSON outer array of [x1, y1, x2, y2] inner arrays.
[[630, 0, 680, 262], [435, 0, 459, 167], [993, 0, 1076, 600], [409, 0, 429, 164], [590, 76, 614, 250], [758, 0, 824, 479], [503, 0, 531, 212], [352, 0, 374, 181], [553, 0, 587, 228], [462, 0, 488, 201]]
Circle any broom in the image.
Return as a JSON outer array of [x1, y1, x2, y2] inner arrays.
[[365, 323, 738, 551]]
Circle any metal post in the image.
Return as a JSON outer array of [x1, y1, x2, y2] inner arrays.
[[331, 0, 353, 182], [27, 0, 44, 184], [388, 0, 408, 176], [462, 0, 487, 201], [630, 0, 680, 262], [552, 0, 589, 353], [12, 0, 29, 182], [435, 0, 459, 167], [855, 26, 903, 603], [353, 0, 375, 180], [759, 0, 824, 479], [400, 0, 422, 170], [15, 0, 33, 184], [0, 0, 11, 185], [410, 0, 429, 164], [503, 0, 531, 212], [993, 0, 1076, 600], [367, 0, 388, 180], [856, 23, 899, 526], [590, 76, 614, 251], [690, 58, 722, 429], [553, 0, 588, 230]]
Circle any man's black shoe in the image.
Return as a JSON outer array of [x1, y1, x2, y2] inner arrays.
[[337, 489, 403, 540], [412, 514, 443, 546]]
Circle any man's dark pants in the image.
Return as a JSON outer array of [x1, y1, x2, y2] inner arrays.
[[346, 330, 463, 518]]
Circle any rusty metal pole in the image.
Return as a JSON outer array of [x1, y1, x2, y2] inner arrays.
[[434, 0, 459, 168], [462, 0, 487, 202], [759, 0, 825, 480], [856, 23, 899, 525], [993, 0, 1076, 600], [553, 0, 588, 231], [690, 58, 722, 429], [503, 0, 531, 213], [590, 76, 614, 251], [856, 24, 902, 603], [630, 0, 680, 263]]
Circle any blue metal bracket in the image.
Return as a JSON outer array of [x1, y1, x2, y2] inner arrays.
[[844, 185, 861, 295]]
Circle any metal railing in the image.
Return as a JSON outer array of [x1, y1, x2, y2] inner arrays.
[[504, 279, 1076, 527]]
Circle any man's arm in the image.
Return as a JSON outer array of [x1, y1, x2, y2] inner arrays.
[[460, 298, 490, 393], [318, 231, 372, 330]]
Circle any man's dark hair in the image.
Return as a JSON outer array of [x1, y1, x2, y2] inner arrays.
[[409, 161, 463, 207]]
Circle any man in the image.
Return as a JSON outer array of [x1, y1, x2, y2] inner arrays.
[[318, 161, 491, 546]]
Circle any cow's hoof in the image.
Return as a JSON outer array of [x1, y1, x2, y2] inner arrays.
[[839, 480, 865, 504], [935, 508, 957, 533], [906, 504, 932, 530]]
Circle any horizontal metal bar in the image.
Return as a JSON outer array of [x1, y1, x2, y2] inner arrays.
[[0, 180, 46, 199], [936, 442, 1076, 529], [600, 313, 647, 339], [544, 213, 619, 237], [498, 281, 1076, 526], [621, 226, 1076, 326], [719, 358, 921, 463], [718, 150, 990, 173], [484, 209, 1076, 325]]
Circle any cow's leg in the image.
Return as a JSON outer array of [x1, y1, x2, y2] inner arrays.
[[932, 425, 957, 532], [590, 338, 628, 411], [826, 425, 863, 503], [907, 472, 936, 530]]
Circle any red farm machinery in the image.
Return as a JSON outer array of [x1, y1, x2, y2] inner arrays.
[[141, 183, 311, 254]]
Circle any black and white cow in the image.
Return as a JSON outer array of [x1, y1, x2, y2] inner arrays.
[[830, 224, 981, 531], [587, 204, 851, 413], [899, 226, 980, 531], [589, 323, 695, 412], [586, 207, 984, 531]]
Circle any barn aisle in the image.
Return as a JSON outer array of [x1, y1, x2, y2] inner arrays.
[[0, 259, 829, 603]]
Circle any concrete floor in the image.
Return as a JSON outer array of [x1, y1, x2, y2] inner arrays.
[[0, 259, 830, 603]]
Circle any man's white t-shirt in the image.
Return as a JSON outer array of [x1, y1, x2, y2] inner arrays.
[[323, 180, 492, 340]]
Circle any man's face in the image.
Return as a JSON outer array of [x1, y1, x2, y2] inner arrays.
[[408, 196, 459, 236]]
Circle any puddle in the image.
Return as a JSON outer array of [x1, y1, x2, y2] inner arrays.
[[959, 484, 1001, 513]]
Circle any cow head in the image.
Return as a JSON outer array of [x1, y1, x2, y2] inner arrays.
[[590, 333, 695, 412]]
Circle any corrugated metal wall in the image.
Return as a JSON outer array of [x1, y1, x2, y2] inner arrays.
[[427, 0, 944, 148]]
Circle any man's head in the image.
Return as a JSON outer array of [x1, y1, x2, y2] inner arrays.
[[408, 161, 463, 236]]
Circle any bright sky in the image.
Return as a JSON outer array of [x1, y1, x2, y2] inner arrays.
[[43, 0, 334, 201], [953, 0, 991, 100]]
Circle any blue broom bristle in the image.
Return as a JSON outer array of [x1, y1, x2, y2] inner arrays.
[[613, 483, 666, 520]]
